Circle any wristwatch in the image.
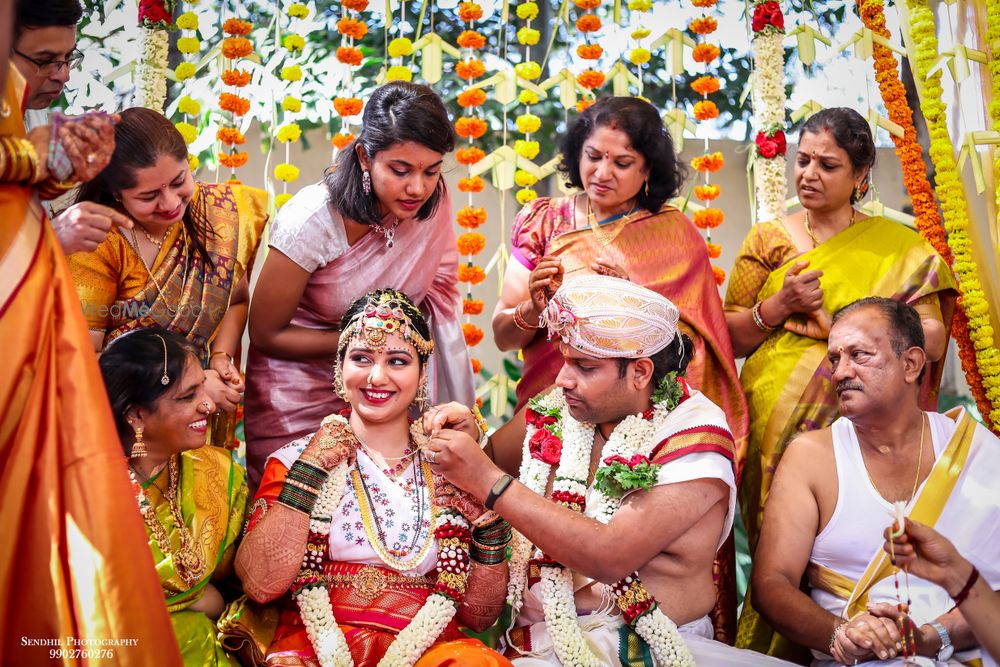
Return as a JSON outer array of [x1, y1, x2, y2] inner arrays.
[[928, 620, 953, 662]]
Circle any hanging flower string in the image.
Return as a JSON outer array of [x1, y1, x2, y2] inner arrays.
[[626, 0, 653, 94], [748, 0, 787, 222], [332, 0, 369, 152], [904, 0, 1000, 429], [855, 0, 995, 429], [174, 7, 202, 172], [135, 0, 174, 113], [689, 0, 725, 286], [385, 0, 415, 85], [513, 0, 542, 197], [573, 0, 605, 109], [217, 18, 253, 179], [454, 1, 488, 359], [274, 2, 309, 209]]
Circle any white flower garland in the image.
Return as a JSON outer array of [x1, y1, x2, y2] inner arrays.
[[750, 3, 787, 222], [133, 27, 169, 112], [508, 390, 695, 666], [294, 415, 471, 667]]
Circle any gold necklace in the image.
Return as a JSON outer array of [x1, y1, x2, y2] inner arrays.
[[138, 223, 171, 248], [585, 196, 633, 247], [138, 456, 206, 587], [128, 226, 189, 315], [803, 208, 856, 248], [863, 414, 926, 503]]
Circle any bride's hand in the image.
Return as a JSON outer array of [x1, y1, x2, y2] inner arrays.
[[422, 402, 481, 441], [433, 474, 495, 525], [301, 420, 356, 471]]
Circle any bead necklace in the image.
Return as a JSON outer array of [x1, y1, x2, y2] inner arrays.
[[128, 225, 189, 315], [804, 208, 856, 248], [351, 453, 436, 572], [132, 455, 206, 587], [372, 217, 403, 248], [355, 436, 415, 479]]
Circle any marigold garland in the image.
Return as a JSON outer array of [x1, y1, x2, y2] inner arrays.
[[336, 17, 367, 40], [576, 44, 603, 60], [458, 88, 488, 108], [217, 20, 254, 179], [463, 299, 485, 315], [169, 5, 201, 169], [334, 97, 363, 117], [221, 69, 252, 87], [692, 43, 720, 63], [331, 0, 367, 154], [218, 151, 249, 168], [693, 100, 719, 120], [331, 133, 355, 150], [456, 59, 487, 80], [455, 117, 488, 139], [456, 147, 486, 165], [223, 18, 252, 35], [691, 152, 724, 172], [217, 127, 246, 145], [576, 70, 605, 90], [706, 241, 721, 258], [458, 176, 485, 193], [902, 0, 1000, 428], [462, 323, 485, 347], [336, 46, 363, 66], [276, 0, 309, 209], [222, 37, 253, 59], [457, 30, 487, 49], [456, 206, 487, 228], [457, 233, 487, 256], [471, 358, 483, 374], [712, 265, 726, 285], [694, 184, 721, 200]]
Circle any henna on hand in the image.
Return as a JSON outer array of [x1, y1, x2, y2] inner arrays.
[[459, 560, 509, 632]]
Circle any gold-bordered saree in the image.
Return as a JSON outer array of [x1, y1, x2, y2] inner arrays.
[[729, 216, 957, 656], [142, 447, 248, 666]]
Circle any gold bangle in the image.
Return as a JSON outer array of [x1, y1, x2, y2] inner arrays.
[[471, 404, 489, 448]]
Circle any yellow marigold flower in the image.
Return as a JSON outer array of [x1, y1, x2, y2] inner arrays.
[[514, 139, 539, 159], [515, 60, 541, 80], [175, 122, 198, 145], [516, 188, 537, 205], [514, 169, 538, 187], [175, 11, 199, 30], [274, 163, 300, 182], [515, 113, 541, 134], [627, 0, 652, 9], [631, 27, 650, 39], [175, 62, 196, 81], [281, 96, 302, 113], [276, 123, 302, 143], [188, 154, 200, 172], [518, 89, 539, 105], [177, 37, 201, 54], [275, 193, 294, 208], [177, 96, 201, 116], [287, 3, 309, 18], [629, 47, 651, 65], [385, 65, 413, 82], [516, 2, 539, 19], [284, 34, 306, 52], [517, 27, 540, 45], [280, 65, 303, 81], [388, 38, 414, 58]]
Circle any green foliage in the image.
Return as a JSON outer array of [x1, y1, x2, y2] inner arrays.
[[593, 457, 661, 498], [651, 370, 683, 409]]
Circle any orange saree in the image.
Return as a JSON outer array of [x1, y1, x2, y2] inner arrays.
[[0, 66, 180, 665]]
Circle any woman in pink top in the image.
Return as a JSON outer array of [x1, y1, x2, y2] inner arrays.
[[245, 82, 474, 489]]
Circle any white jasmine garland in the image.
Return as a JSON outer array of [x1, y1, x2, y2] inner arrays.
[[750, 18, 788, 222], [133, 27, 169, 112]]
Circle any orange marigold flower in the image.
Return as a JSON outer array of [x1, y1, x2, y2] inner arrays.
[[706, 241, 722, 259], [576, 99, 595, 113], [691, 152, 724, 172], [576, 14, 602, 32], [343, 0, 369, 10], [574, 0, 601, 8], [455, 116, 488, 138], [458, 265, 487, 285], [456, 59, 486, 80], [692, 43, 721, 63], [219, 93, 251, 116], [334, 97, 363, 117], [462, 322, 485, 346], [577, 44, 603, 60], [471, 357, 483, 374], [221, 69, 252, 87], [457, 88, 487, 108], [217, 127, 246, 145], [692, 0, 717, 6], [576, 69, 605, 90], [337, 46, 363, 66], [332, 133, 355, 150], [458, 1, 484, 21], [218, 151, 249, 168], [456, 147, 486, 165], [712, 265, 726, 285], [221, 37, 253, 60], [463, 299, 485, 315], [457, 206, 488, 228], [336, 17, 367, 40], [457, 232, 487, 256], [223, 18, 253, 35], [693, 208, 724, 229], [458, 176, 485, 193], [689, 16, 718, 34], [457, 30, 487, 49], [694, 184, 721, 201], [693, 100, 719, 121], [691, 75, 720, 95]]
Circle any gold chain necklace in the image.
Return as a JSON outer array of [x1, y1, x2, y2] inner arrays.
[[863, 413, 926, 503], [139, 223, 170, 248], [129, 225, 189, 315], [137, 456, 206, 587], [585, 196, 633, 247], [804, 208, 856, 248]]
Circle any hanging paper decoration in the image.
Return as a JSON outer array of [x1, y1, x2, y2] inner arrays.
[[134, 0, 174, 112], [749, 0, 787, 222]]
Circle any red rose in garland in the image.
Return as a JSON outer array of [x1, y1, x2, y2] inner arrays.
[[138, 0, 172, 25], [528, 429, 562, 464], [752, 1, 783, 32], [756, 130, 787, 158]]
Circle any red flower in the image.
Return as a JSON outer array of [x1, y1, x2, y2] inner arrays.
[[603, 454, 632, 467], [138, 0, 172, 24], [526, 409, 557, 428], [528, 429, 562, 464], [755, 130, 787, 158], [752, 1, 784, 32]]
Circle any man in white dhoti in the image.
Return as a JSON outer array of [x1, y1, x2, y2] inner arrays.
[[424, 275, 790, 665], [753, 297, 1000, 667]]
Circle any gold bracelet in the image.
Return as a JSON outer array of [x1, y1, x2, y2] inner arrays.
[[471, 404, 489, 448]]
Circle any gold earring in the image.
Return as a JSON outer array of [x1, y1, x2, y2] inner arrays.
[[130, 426, 147, 458], [333, 364, 347, 400], [413, 377, 429, 411]]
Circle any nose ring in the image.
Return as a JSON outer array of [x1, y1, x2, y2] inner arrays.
[[201, 401, 212, 411]]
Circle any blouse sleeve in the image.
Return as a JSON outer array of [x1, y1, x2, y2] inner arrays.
[[68, 234, 124, 331], [243, 457, 289, 535], [268, 183, 346, 273], [510, 197, 557, 271], [723, 222, 791, 312]]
